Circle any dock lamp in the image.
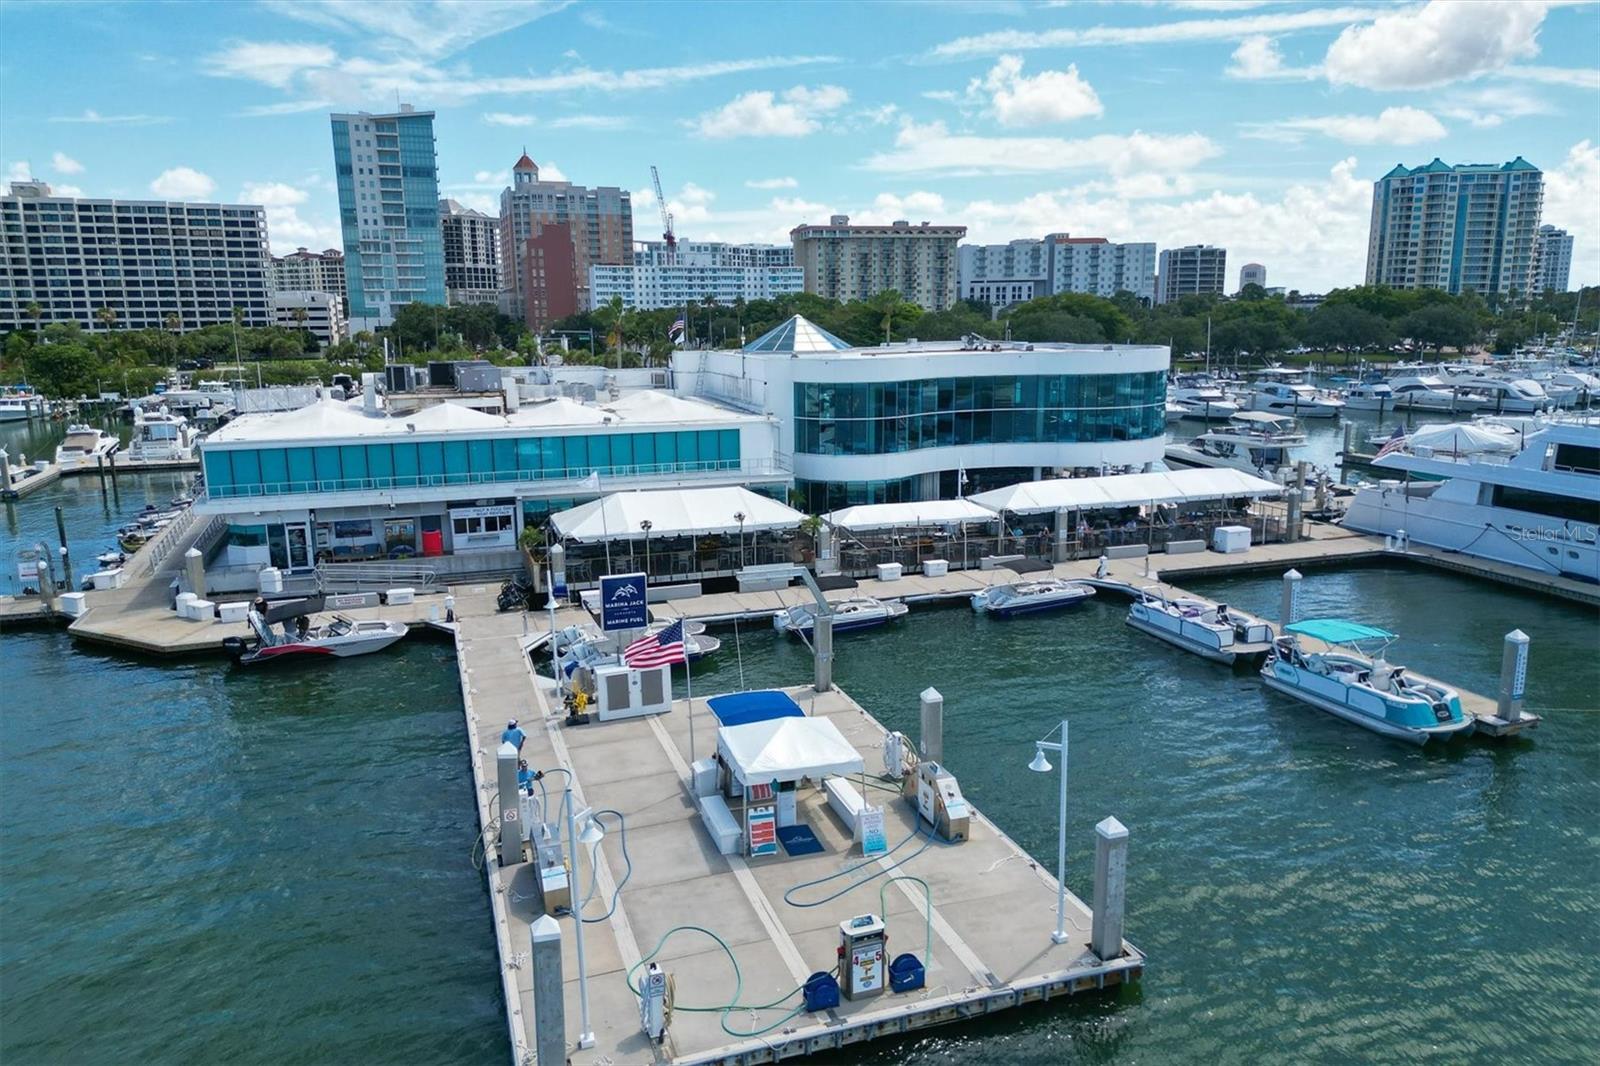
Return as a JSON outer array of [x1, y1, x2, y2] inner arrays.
[[1028, 719, 1071, 945], [564, 786, 606, 1050], [734, 511, 747, 567], [545, 571, 562, 702], [640, 519, 653, 578]]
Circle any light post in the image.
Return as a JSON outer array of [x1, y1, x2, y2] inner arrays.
[[640, 519, 653, 579], [545, 571, 562, 704], [734, 511, 746, 568], [1027, 719, 1071, 945], [563, 784, 605, 1050]]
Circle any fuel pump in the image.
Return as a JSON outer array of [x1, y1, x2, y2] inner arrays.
[[837, 914, 888, 1001]]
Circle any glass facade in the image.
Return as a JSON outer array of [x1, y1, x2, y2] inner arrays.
[[793, 371, 1166, 455], [203, 430, 741, 499]]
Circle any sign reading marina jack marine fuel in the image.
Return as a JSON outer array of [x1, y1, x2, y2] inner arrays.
[[599, 571, 649, 632]]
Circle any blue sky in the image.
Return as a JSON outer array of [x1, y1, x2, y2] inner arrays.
[[3, 0, 1597, 292]]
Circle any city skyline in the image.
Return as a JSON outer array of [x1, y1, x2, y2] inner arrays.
[[2, 0, 1597, 294]]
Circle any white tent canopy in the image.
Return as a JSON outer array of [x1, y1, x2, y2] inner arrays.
[[717, 715, 865, 786], [823, 499, 999, 531], [1406, 423, 1519, 455], [969, 468, 1283, 515], [549, 486, 804, 544]]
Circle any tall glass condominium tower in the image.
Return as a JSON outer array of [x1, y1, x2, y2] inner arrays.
[[331, 106, 445, 331]]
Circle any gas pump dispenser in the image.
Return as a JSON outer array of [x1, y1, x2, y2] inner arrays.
[[837, 914, 888, 1001]]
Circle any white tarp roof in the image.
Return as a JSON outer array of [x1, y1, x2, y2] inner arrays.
[[717, 715, 864, 786], [1406, 423, 1519, 455], [970, 468, 1283, 515], [549, 486, 804, 543], [824, 499, 999, 531]]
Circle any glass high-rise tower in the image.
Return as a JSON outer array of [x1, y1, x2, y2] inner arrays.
[[331, 106, 445, 331]]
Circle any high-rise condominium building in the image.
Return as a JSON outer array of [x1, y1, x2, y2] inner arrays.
[[1156, 245, 1226, 305], [499, 152, 632, 331], [1535, 224, 1574, 293], [1238, 262, 1266, 291], [0, 180, 272, 333], [439, 199, 501, 307], [271, 290, 346, 346], [956, 234, 1157, 308], [1365, 157, 1543, 297], [331, 106, 445, 332], [272, 247, 346, 307], [791, 216, 965, 311], [588, 241, 803, 311]]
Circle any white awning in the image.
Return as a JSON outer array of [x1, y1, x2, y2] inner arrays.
[[823, 499, 999, 531], [969, 468, 1283, 515], [549, 486, 804, 543], [717, 715, 864, 786]]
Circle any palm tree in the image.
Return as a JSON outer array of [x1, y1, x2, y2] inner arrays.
[[292, 305, 310, 342], [94, 306, 118, 332], [163, 312, 182, 367], [25, 301, 42, 332]]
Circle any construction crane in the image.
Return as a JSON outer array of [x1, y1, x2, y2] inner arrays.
[[650, 164, 676, 264]]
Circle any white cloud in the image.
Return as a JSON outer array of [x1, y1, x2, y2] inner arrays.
[[861, 119, 1220, 177], [1543, 140, 1600, 286], [48, 109, 170, 126], [549, 115, 629, 130], [1436, 86, 1552, 129], [1225, 35, 1319, 80], [931, 5, 1372, 58], [866, 191, 948, 220], [690, 84, 849, 139], [483, 112, 534, 127], [966, 56, 1102, 127], [237, 99, 333, 117], [472, 170, 509, 185], [1243, 106, 1448, 146], [746, 177, 798, 189], [51, 152, 84, 175], [202, 41, 338, 88], [239, 181, 308, 207], [239, 180, 341, 254], [1322, 1, 1547, 90], [261, 0, 572, 60], [1499, 64, 1600, 90], [452, 193, 500, 214], [53, 184, 85, 198], [150, 167, 217, 199], [6, 161, 32, 182], [540, 161, 569, 182]]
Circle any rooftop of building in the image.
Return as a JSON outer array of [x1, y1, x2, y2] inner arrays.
[[736, 315, 1163, 360], [790, 215, 966, 235], [4, 180, 266, 210], [1381, 156, 1541, 179], [440, 198, 497, 220]]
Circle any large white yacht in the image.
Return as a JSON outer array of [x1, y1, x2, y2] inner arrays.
[[1168, 374, 1240, 421], [1341, 420, 1600, 583], [126, 405, 197, 462], [1384, 374, 1488, 413], [1165, 412, 1314, 482], [1438, 371, 1551, 414], [53, 424, 120, 470]]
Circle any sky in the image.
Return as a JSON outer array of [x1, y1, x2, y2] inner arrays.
[[2, 0, 1598, 293]]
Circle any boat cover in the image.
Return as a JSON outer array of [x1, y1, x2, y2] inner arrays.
[[1286, 618, 1395, 643], [1406, 423, 1519, 455], [717, 715, 864, 786], [708, 689, 806, 727]]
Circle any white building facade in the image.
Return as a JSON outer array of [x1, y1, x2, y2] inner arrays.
[[271, 290, 346, 346], [0, 180, 273, 333], [1238, 263, 1266, 291], [1156, 245, 1227, 305], [439, 199, 501, 307], [588, 241, 803, 310], [791, 216, 965, 311], [1536, 224, 1574, 293], [272, 247, 346, 307], [958, 234, 1156, 308]]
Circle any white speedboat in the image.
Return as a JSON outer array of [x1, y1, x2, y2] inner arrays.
[[552, 619, 718, 676], [1165, 401, 1188, 424], [971, 578, 1094, 617], [0, 387, 42, 422], [1385, 374, 1487, 413], [1260, 618, 1473, 745], [1245, 381, 1345, 419], [126, 405, 196, 462], [1441, 374, 1550, 414], [1340, 382, 1398, 412], [1169, 375, 1240, 421], [53, 424, 120, 470], [1537, 370, 1600, 409], [774, 597, 907, 635], [224, 598, 408, 666], [1125, 590, 1273, 665], [1165, 412, 1312, 482]]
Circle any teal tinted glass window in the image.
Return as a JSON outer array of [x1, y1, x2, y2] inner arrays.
[[587, 435, 611, 471], [313, 447, 341, 483], [286, 448, 315, 486], [367, 444, 393, 481], [340, 446, 368, 482], [610, 434, 633, 469], [634, 432, 656, 467], [562, 437, 587, 474], [259, 448, 288, 486], [517, 438, 541, 473], [492, 439, 517, 475], [720, 430, 739, 464], [467, 439, 492, 475], [204, 452, 232, 489], [677, 432, 698, 465], [392, 442, 419, 483], [232, 449, 261, 488], [442, 441, 469, 481], [418, 442, 444, 477], [541, 438, 561, 475], [655, 432, 677, 465]]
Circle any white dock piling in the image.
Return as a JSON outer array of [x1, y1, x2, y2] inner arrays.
[[184, 547, 204, 597], [1497, 629, 1530, 723], [496, 742, 522, 866], [1091, 816, 1129, 961], [530, 914, 566, 1066], [814, 614, 833, 692], [1281, 568, 1302, 625], [919, 686, 944, 764]]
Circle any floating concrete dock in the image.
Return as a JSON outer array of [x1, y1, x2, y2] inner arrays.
[[0, 459, 62, 500], [450, 583, 1143, 1065]]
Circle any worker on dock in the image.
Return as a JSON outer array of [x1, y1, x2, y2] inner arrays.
[[502, 718, 527, 752]]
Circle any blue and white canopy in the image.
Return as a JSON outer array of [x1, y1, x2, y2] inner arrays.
[[1286, 618, 1396, 644]]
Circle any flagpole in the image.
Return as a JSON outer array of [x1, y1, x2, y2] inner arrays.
[[685, 639, 696, 765]]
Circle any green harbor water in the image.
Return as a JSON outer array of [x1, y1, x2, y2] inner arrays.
[[5, 462, 1599, 1063]]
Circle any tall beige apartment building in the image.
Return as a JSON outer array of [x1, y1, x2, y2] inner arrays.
[[790, 215, 965, 311]]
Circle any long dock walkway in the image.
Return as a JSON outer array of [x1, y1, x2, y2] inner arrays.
[[450, 583, 1143, 1065]]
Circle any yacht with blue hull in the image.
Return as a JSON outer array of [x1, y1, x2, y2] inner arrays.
[[972, 578, 1095, 617], [1260, 619, 1473, 745]]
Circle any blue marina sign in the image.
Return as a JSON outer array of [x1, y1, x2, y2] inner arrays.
[[599, 571, 648, 631]]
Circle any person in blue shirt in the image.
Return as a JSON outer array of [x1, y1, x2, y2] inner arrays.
[[502, 718, 527, 752], [517, 759, 538, 794]]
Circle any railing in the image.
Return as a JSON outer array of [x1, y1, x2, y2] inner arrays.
[[199, 458, 792, 503], [313, 562, 439, 594], [141, 508, 201, 576]]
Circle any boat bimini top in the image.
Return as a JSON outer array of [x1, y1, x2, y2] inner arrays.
[[1285, 618, 1395, 644]]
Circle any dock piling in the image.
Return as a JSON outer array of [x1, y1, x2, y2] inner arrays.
[[184, 547, 204, 597], [54, 506, 72, 589], [1091, 816, 1129, 961], [814, 614, 833, 692], [0, 449, 9, 493], [496, 742, 522, 866], [530, 915, 566, 1066], [1280, 568, 1302, 626], [1497, 629, 1530, 723], [919, 686, 944, 764]]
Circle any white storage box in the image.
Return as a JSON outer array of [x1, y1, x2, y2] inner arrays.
[[876, 562, 903, 582], [258, 567, 283, 595], [386, 586, 415, 605], [217, 601, 250, 623], [690, 758, 719, 799], [1212, 525, 1253, 554], [90, 568, 126, 590], [923, 558, 949, 578], [174, 591, 197, 617], [186, 598, 214, 622], [59, 591, 88, 617], [698, 794, 742, 856]]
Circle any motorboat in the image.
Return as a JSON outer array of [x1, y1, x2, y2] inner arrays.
[[774, 597, 907, 635], [971, 578, 1094, 616], [0, 387, 42, 423], [1340, 420, 1600, 582], [551, 619, 719, 676], [1384, 374, 1487, 413], [223, 595, 408, 666], [1169, 375, 1240, 421], [1165, 401, 1188, 424], [53, 424, 120, 470], [1339, 382, 1398, 412], [1244, 381, 1345, 419], [126, 405, 197, 462], [1164, 412, 1313, 482], [1125, 590, 1273, 665], [1439, 373, 1550, 414], [1260, 618, 1473, 745], [1537, 370, 1600, 409]]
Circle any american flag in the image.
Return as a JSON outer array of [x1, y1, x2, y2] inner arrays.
[[1375, 425, 1408, 460], [668, 316, 687, 341], [623, 619, 687, 668]]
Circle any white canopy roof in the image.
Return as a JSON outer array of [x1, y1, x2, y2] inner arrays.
[[717, 715, 864, 786], [549, 486, 805, 543], [970, 468, 1283, 515], [824, 499, 999, 531], [1406, 423, 1519, 455]]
